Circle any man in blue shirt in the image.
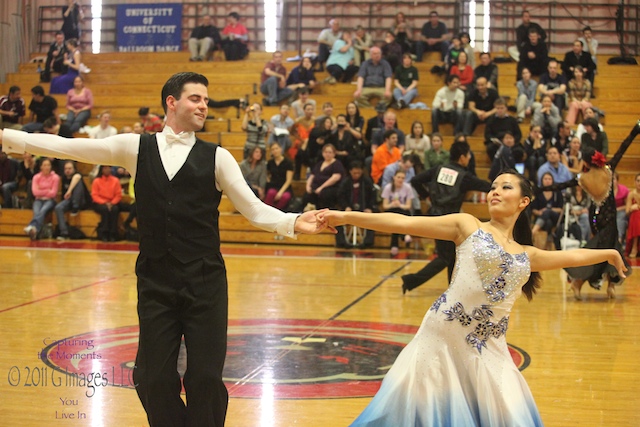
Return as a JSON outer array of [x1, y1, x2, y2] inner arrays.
[[536, 145, 573, 186], [415, 11, 450, 62]]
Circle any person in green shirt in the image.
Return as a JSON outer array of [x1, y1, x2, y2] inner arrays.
[[423, 132, 449, 169], [393, 54, 419, 109]]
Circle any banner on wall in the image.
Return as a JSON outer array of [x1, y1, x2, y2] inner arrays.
[[116, 4, 182, 52]]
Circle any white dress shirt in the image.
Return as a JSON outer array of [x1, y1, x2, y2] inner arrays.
[[2, 127, 298, 237]]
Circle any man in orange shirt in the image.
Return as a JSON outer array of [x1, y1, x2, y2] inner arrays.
[[371, 129, 400, 185], [91, 165, 122, 241]]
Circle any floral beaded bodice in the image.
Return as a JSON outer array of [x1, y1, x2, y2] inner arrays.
[[430, 228, 531, 353]]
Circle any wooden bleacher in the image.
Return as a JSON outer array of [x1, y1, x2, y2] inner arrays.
[[1, 50, 638, 246]]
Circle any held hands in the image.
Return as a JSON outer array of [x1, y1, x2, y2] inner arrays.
[[294, 208, 332, 234], [315, 210, 344, 234]]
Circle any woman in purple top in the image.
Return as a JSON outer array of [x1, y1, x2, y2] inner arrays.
[[381, 169, 414, 255]]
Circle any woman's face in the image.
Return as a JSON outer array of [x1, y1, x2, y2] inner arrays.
[[304, 105, 315, 118], [585, 108, 595, 119], [302, 57, 312, 69], [73, 77, 83, 89], [393, 172, 406, 187], [542, 173, 554, 187], [530, 126, 541, 139], [324, 118, 332, 130], [412, 122, 423, 136], [322, 147, 335, 161], [40, 160, 52, 174], [522, 68, 531, 80], [402, 55, 412, 67], [570, 137, 581, 152], [431, 136, 442, 150], [542, 97, 552, 109], [488, 174, 530, 216], [635, 175, 640, 191], [458, 51, 467, 65], [347, 103, 357, 116], [252, 147, 262, 162], [461, 35, 470, 44], [574, 67, 583, 79]]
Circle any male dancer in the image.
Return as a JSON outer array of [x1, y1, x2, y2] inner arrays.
[[0, 72, 326, 427], [402, 140, 491, 293]]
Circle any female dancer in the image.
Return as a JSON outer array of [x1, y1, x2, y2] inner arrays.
[[317, 169, 626, 426]]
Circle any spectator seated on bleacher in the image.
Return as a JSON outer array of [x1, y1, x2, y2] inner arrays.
[[381, 169, 414, 256], [91, 165, 122, 242], [291, 88, 315, 119], [50, 38, 84, 95], [562, 40, 596, 86], [242, 103, 269, 159], [370, 111, 405, 154], [423, 132, 449, 170], [555, 121, 576, 153], [537, 60, 567, 113], [268, 105, 294, 153], [431, 75, 464, 135], [515, 67, 537, 123], [509, 10, 547, 62], [578, 26, 598, 86], [381, 154, 415, 190], [0, 150, 19, 208], [461, 77, 499, 137], [564, 185, 592, 245], [488, 131, 525, 181], [536, 146, 573, 186], [371, 129, 401, 185], [444, 36, 463, 72], [22, 85, 58, 133], [23, 158, 59, 240], [625, 174, 640, 258], [291, 102, 316, 180], [391, 13, 414, 55], [404, 120, 430, 163], [353, 46, 393, 109], [188, 15, 221, 62], [43, 117, 73, 139], [40, 31, 68, 83], [449, 51, 474, 97], [315, 18, 342, 72], [345, 102, 364, 143], [335, 160, 377, 248], [575, 107, 603, 140], [381, 31, 403, 73], [353, 26, 373, 67], [474, 52, 498, 91], [565, 66, 592, 126], [54, 160, 90, 240], [239, 146, 267, 200], [517, 28, 548, 79], [221, 12, 249, 61], [325, 30, 359, 85], [327, 114, 361, 169], [13, 153, 40, 209], [302, 143, 345, 211], [64, 75, 93, 134], [532, 95, 562, 141], [613, 172, 629, 245], [265, 142, 294, 211], [415, 10, 450, 62], [522, 124, 546, 180], [531, 172, 563, 248], [286, 57, 316, 92], [580, 117, 609, 156], [138, 107, 164, 134], [561, 136, 585, 176], [306, 117, 334, 168], [393, 54, 419, 109], [0, 85, 26, 130], [484, 97, 521, 160], [260, 51, 294, 106], [86, 110, 117, 138]]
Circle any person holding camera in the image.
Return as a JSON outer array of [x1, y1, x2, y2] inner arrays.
[[61, 0, 83, 40], [242, 103, 269, 159]]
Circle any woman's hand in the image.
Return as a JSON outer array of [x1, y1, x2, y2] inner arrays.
[[608, 249, 628, 279]]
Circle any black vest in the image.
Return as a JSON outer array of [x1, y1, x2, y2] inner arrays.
[[135, 134, 222, 263], [427, 162, 468, 216]]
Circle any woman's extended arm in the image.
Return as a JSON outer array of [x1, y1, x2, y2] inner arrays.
[[526, 246, 626, 278], [317, 211, 479, 245]]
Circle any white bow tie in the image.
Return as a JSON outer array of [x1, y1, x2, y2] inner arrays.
[[165, 132, 192, 145]]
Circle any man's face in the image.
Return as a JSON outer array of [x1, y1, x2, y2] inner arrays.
[[336, 116, 346, 126], [323, 105, 333, 116], [133, 122, 143, 134], [167, 82, 208, 132], [101, 113, 111, 126], [429, 13, 439, 26], [55, 34, 64, 45], [383, 112, 396, 129], [503, 134, 515, 147], [9, 90, 21, 101], [529, 32, 539, 44], [330, 19, 340, 32], [560, 123, 571, 137], [280, 105, 289, 116], [64, 163, 74, 177], [387, 134, 398, 147], [546, 148, 560, 164], [495, 104, 507, 117], [202, 16, 211, 26], [476, 78, 487, 93], [447, 78, 460, 90], [273, 52, 283, 65], [370, 47, 381, 63], [548, 61, 558, 77], [573, 41, 582, 54], [32, 92, 43, 102], [304, 105, 314, 118], [522, 12, 531, 24], [349, 167, 363, 181], [101, 166, 111, 176], [480, 54, 490, 66]]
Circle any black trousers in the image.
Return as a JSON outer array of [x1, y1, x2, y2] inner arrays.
[[133, 253, 229, 427], [402, 239, 456, 291], [93, 202, 119, 237]]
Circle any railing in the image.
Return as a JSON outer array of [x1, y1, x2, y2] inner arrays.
[[36, 1, 638, 55]]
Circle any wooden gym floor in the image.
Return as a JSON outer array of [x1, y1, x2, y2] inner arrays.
[[0, 237, 638, 426]]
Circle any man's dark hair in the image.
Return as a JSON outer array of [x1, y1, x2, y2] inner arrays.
[[383, 129, 397, 141], [582, 26, 592, 32], [401, 153, 413, 163], [582, 117, 600, 133], [575, 39, 584, 48], [450, 140, 471, 162], [479, 51, 491, 59], [9, 86, 20, 95], [42, 117, 57, 130], [228, 12, 240, 20], [445, 74, 460, 85], [138, 107, 150, 117], [55, 31, 64, 37], [31, 85, 45, 96], [161, 72, 209, 113], [546, 145, 560, 154], [528, 27, 539, 36], [349, 160, 364, 170], [557, 121, 569, 133]]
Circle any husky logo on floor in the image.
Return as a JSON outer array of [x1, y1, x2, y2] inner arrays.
[[40, 319, 529, 398]]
